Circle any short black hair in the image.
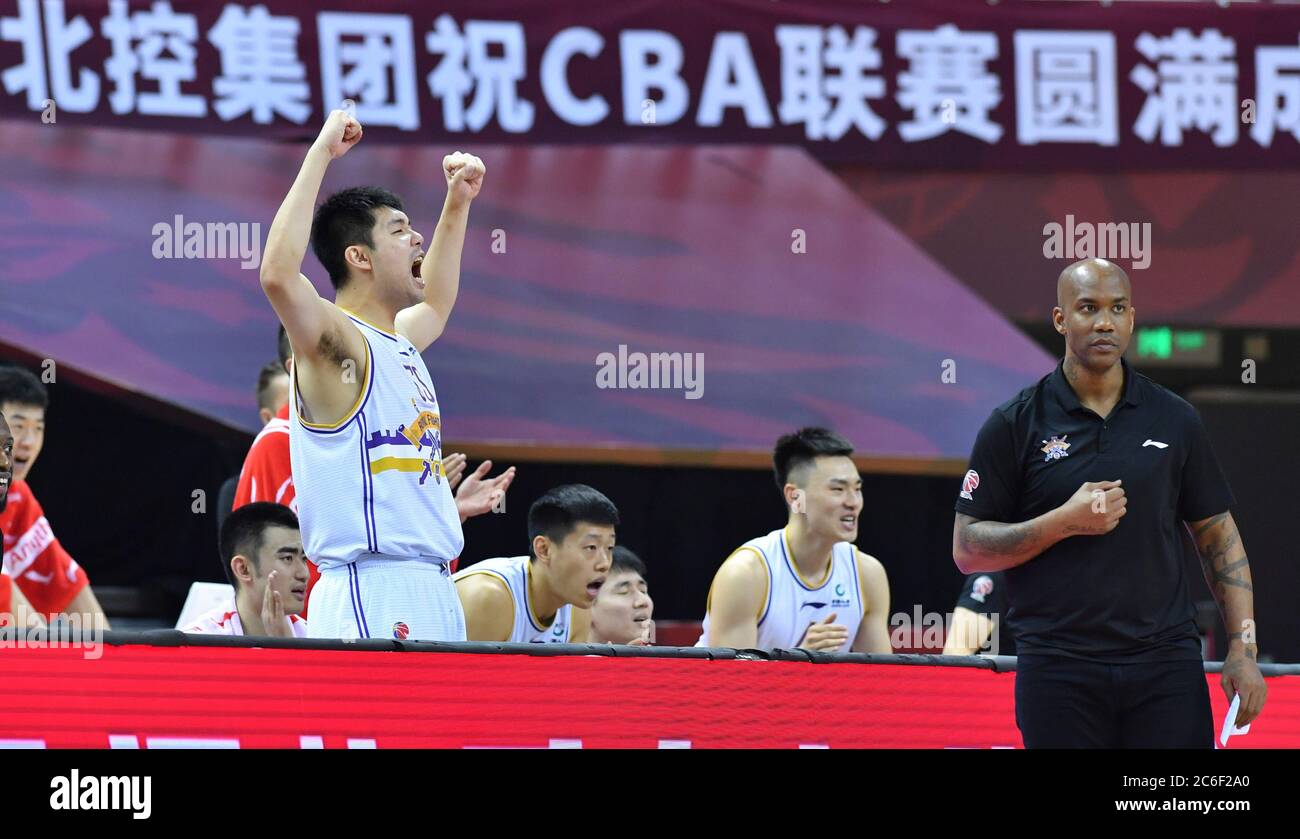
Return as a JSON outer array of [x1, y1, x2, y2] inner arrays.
[[0, 410, 10, 513], [773, 427, 855, 494], [611, 546, 646, 579], [310, 186, 406, 290], [256, 361, 287, 412], [527, 484, 620, 559], [0, 365, 48, 410], [219, 503, 299, 589], [276, 324, 292, 372]]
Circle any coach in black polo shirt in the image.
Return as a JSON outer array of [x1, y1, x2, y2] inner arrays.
[[952, 258, 1266, 748]]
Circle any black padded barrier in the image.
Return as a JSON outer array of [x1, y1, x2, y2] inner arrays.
[[2, 627, 1297, 675]]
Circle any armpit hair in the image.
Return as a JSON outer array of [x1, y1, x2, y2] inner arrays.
[[316, 326, 353, 368]]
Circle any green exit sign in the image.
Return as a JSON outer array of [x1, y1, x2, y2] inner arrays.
[[1134, 327, 1221, 366]]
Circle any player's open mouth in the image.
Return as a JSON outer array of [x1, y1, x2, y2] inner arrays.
[[0, 474, 9, 491], [840, 515, 856, 528], [586, 577, 605, 598], [411, 253, 424, 278]]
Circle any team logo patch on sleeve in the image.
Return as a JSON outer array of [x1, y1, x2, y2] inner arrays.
[[960, 470, 980, 501], [971, 574, 994, 604], [392, 621, 410, 640]]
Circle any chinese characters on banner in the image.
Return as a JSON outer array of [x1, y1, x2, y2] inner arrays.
[[2, 0, 1300, 165]]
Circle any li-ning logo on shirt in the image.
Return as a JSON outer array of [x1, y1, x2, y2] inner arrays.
[[1040, 435, 1071, 462]]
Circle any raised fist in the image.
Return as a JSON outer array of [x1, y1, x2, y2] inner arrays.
[[444, 151, 486, 206], [316, 109, 363, 159]]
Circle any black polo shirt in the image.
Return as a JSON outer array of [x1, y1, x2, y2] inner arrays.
[[954, 357, 1234, 663]]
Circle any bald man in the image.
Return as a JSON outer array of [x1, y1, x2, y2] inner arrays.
[[952, 258, 1265, 748]]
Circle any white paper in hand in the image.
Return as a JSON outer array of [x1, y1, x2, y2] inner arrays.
[[1218, 692, 1251, 747]]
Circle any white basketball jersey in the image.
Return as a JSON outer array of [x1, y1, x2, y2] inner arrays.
[[289, 313, 464, 569], [699, 528, 864, 652], [453, 556, 572, 644]]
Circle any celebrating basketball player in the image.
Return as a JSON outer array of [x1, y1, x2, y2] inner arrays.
[[454, 485, 618, 644], [698, 428, 892, 654], [259, 109, 497, 641]]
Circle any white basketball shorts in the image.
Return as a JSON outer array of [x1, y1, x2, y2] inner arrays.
[[307, 556, 465, 642]]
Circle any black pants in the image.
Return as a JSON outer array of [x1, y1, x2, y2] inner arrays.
[[1015, 654, 1213, 748]]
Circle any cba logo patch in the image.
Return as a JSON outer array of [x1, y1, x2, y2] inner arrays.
[[393, 621, 410, 640], [960, 470, 980, 501], [1040, 434, 1071, 462]]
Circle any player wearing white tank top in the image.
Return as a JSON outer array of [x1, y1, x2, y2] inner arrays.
[[259, 111, 512, 641], [455, 485, 619, 644], [699, 428, 893, 653]]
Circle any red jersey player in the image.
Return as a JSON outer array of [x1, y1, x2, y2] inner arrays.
[[184, 503, 310, 638], [0, 366, 108, 627]]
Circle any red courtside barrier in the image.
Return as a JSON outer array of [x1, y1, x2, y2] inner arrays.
[[1, 643, 1298, 748]]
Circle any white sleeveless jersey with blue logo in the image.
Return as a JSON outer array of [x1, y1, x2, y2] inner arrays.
[[453, 556, 572, 644], [289, 313, 464, 569], [698, 528, 864, 652]]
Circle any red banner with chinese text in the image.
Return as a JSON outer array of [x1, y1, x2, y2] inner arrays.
[[2, 0, 1299, 167]]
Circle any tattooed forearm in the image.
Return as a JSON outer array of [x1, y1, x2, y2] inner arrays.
[[1212, 557, 1252, 591], [1196, 517, 1252, 595], [1228, 632, 1258, 659], [954, 512, 1063, 573], [962, 520, 1038, 556], [1187, 513, 1256, 650], [1190, 511, 1229, 539]]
